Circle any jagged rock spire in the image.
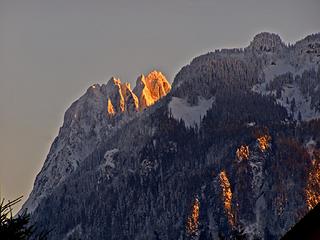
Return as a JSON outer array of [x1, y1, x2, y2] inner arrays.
[[106, 77, 139, 114], [106, 71, 171, 115], [133, 70, 171, 110]]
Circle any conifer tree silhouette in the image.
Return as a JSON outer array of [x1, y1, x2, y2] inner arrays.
[[0, 196, 48, 240]]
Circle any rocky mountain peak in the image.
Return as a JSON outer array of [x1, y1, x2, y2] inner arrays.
[[294, 33, 320, 63], [133, 70, 171, 110], [105, 76, 139, 114], [106, 71, 171, 114], [22, 70, 170, 214], [248, 32, 286, 53]]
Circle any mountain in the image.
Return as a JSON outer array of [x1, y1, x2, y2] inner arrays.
[[22, 32, 320, 240]]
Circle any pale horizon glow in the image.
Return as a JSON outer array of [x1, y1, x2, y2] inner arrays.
[[0, 0, 319, 212]]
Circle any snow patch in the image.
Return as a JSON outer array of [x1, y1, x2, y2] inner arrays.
[[246, 122, 256, 127], [168, 96, 214, 127], [306, 139, 317, 147], [276, 85, 320, 121], [252, 59, 320, 121], [249, 160, 264, 195], [63, 224, 82, 240], [242, 222, 260, 240], [263, 60, 295, 83], [104, 149, 119, 168], [306, 138, 317, 156]]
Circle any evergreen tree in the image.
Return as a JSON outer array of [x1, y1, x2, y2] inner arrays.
[[0, 196, 47, 240]]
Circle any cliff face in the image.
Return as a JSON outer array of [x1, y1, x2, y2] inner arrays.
[[21, 71, 170, 214], [133, 71, 171, 110], [23, 33, 320, 240], [106, 77, 139, 114]]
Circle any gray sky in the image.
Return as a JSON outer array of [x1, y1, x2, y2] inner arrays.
[[0, 0, 319, 211]]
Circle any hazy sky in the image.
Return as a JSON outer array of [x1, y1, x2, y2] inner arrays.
[[0, 0, 319, 211]]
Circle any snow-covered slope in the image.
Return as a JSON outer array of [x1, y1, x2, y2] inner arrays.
[[173, 32, 320, 122], [250, 33, 320, 121], [168, 96, 214, 127]]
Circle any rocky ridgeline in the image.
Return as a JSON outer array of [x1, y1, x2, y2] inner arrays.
[[106, 71, 171, 115], [21, 70, 170, 214]]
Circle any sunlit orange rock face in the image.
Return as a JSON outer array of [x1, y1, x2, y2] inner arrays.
[[257, 134, 271, 152], [106, 77, 139, 114], [133, 71, 171, 110], [236, 145, 250, 161], [107, 71, 171, 115], [186, 198, 200, 235], [305, 149, 320, 210], [107, 98, 116, 116], [219, 170, 235, 227]]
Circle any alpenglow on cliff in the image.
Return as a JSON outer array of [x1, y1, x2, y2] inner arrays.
[[22, 32, 320, 240], [22, 70, 171, 214]]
